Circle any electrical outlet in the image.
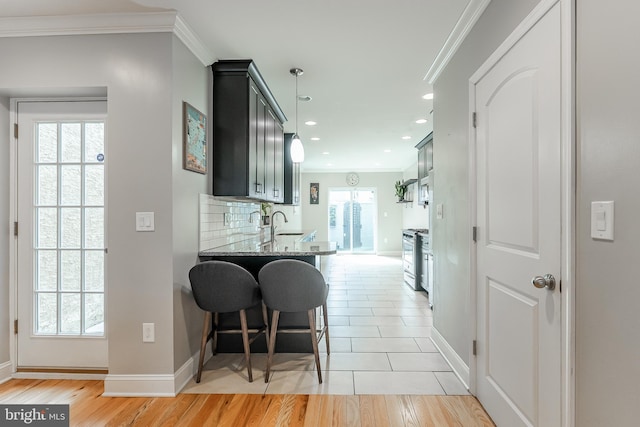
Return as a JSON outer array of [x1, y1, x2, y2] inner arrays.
[[143, 323, 155, 343]]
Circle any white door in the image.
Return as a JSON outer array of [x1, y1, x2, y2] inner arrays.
[[474, 3, 561, 426], [16, 100, 108, 369]]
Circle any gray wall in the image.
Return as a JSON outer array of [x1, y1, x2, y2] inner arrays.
[[432, 0, 540, 366], [576, 0, 640, 425], [170, 37, 209, 372], [301, 172, 404, 254], [0, 32, 183, 376], [0, 96, 9, 365]]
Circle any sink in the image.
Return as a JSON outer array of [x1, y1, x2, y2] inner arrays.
[[277, 232, 304, 236]]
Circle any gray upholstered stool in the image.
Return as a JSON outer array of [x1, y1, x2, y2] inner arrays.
[[258, 259, 330, 383], [189, 261, 269, 383]]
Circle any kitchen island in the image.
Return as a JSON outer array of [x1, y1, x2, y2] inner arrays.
[[197, 232, 336, 353]]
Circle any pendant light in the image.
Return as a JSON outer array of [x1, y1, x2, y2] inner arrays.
[[290, 67, 305, 163]]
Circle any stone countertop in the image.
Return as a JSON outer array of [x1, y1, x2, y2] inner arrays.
[[199, 229, 336, 257], [199, 240, 336, 257]]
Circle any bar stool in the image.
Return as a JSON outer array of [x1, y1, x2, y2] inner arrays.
[[258, 259, 330, 383], [188, 261, 269, 383]]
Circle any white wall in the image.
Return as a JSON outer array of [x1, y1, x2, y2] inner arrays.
[[301, 171, 403, 254], [170, 37, 210, 372], [576, 1, 640, 424], [432, 0, 540, 366], [0, 96, 9, 367], [0, 33, 178, 377]]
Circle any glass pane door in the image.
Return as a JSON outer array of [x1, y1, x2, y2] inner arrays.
[[17, 100, 108, 369], [328, 188, 376, 253], [34, 120, 106, 336]]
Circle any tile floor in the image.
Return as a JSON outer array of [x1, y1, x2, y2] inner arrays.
[[181, 254, 469, 396]]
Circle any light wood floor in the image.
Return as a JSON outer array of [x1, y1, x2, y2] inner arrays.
[[0, 379, 494, 426]]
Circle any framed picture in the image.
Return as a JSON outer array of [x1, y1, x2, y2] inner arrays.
[[183, 101, 207, 174], [310, 182, 319, 204]]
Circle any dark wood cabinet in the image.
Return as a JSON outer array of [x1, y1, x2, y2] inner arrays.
[[212, 60, 286, 202], [283, 133, 301, 205], [415, 132, 433, 205]]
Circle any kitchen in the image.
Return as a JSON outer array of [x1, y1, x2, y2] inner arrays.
[[3, 1, 639, 425]]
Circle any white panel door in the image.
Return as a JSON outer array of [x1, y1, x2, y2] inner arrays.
[[17, 100, 108, 369], [475, 4, 561, 426]]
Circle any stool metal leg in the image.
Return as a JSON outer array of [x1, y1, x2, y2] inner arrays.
[[265, 310, 280, 383], [308, 309, 323, 384], [212, 312, 219, 355], [322, 303, 330, 355], [239, 309, 253, 382], [196, 311, 212, 383]]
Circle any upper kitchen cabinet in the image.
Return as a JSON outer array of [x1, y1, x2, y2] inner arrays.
[[415, 132, 433, 205], [212, 60, 286, 202], [282, 133, 301, 205]]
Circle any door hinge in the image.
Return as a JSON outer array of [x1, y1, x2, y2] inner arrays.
[[472, 340, 477, 356], [14, 123, 18, 139], [472, 226, 477, 242], [472, 112, 477, 128], [13, 221, 18, 237], [14, 319, 18, 334]]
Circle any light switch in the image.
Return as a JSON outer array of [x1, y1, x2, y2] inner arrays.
[[591, 201, 614, 240], [136, 212, 155, 232]]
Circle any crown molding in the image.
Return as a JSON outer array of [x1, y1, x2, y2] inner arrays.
[[173, 15, 215, 66], [0, 11, 215, 66], [424, 0, 492, 85]]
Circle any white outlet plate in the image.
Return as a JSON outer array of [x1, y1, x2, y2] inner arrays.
[[136, 212, 155, 232], [591, 201, 614, 240], [143, 323, 155, 343]]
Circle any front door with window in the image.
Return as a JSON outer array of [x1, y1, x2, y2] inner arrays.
[[16, 100, 108, 369]]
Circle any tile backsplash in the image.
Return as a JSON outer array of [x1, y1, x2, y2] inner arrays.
[[199, 194, 265, 251]]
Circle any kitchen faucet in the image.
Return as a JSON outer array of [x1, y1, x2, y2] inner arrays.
[[270, 210, 288, 241]]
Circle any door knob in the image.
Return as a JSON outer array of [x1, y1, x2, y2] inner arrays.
[[531, 274, 556, 291]]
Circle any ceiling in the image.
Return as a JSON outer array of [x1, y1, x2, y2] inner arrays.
[[0, 0, 471, 173]]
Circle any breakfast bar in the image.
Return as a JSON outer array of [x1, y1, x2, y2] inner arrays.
[[198, 232, 336, 353]]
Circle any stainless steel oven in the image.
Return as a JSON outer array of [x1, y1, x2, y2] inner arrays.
[[402, 230, 418, 290], [403, 229, 428, 291]]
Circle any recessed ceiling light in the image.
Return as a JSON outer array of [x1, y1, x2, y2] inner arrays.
[[384, 149, 391, 153], [311, 137, 320, 141], [402, 136, 411, 140], [415, 119, 428, 124], [322, 151, 330, 155], [305, 121, 317, 126], [422, 93, 434, 100]]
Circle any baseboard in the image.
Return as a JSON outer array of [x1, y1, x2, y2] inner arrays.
[[103, 346, 206, 397], [431, 326, 470, 389], [12, 371, 106, 380], [103, 374, 177, 397], [173, 357, 195, 394], [0, 361, 13, 384]]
